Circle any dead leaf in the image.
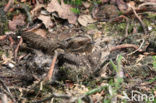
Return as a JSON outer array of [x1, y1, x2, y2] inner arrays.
[[31, 3, 45, 18], [2, 51, 15, 65], [127, 1, 135, 9], [78, 15, 96, 26], [127, 1, 136, 11], [38, 15, 54, 29], [116, 0, 128, 12], [128, 1, 135, 7], [82, 2, 91, 8], [87, 29, 102, 39], [91, 93, 103, 102], [32, 28, 47, 38], [65, 84, 88, 96], [46, 0, 77, 24], [8, 14, 26, 31]]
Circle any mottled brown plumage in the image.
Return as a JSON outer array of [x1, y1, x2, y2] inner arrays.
[[21, 32, 60, 55], [64, 35, 93, 53], [21, 32, 93, 55]]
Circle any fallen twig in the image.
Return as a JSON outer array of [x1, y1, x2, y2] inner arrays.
[[127, 39, 144, 55], [4, 0, 14, 12], [125, 20, 129, 37], [138, 2, 156, 8], [8, 36, 14, 47], [44, 51, 58, 82], [14, 37, 23, 60], [110, 44, 142, 52], [0, 79, 16, 102], [24, 23, 42, 32], [128, 4, 148, 35]]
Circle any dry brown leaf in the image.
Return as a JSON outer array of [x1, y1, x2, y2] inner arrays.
[[32, 28, 47, 38], [38, 15, 54, 29], [116, 0, 128, 12], [128, 1, 136, 7], [46, 0, 77, 24], [87, 29, 102, 39], [31, 3, 45, 18], [8, 14, 26, 31], [82, 2, 91, 8], [66, 84, 88, 96], [78, 15, 96, 26], [2, 51, 14, 65], [127, 1, 136, 11]]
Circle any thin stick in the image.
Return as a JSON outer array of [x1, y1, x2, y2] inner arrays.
[[8, 36, 15, 47], [44, 51, 58, 82], [125, 21, 129, 37], [27, 50, 58, 90], [4, 0, 14, 12], [110, 44, 142, 52], [138, 2, 156, 8], [24, 23, 42, 32], [127, 39, 144, 55], [14, 37, 23, 60], [128, 4, 148, 35], [0, 79, 16, 102]]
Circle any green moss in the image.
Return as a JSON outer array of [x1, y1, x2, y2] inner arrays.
[[71, 7, 80, 14], [143, 19, 156, 31], [85, 24, 97, 30], [103, 23, 111, 32], [116, 23, 127, 32], [144, 19, 151, 26], [105, 23, 126, 36], [84, 79, 97, 88], [102, 22, 135, 36], [146, 12, 156, 19]]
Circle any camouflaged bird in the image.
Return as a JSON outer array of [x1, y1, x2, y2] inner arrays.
[[61, 35, 94, 53], [21, 32, 94, 55]]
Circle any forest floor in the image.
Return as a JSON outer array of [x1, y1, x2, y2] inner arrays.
[[0, 0, 156, 103]]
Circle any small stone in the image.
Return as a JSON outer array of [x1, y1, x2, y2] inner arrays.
[[8, 63, 15, 68], [148, 26, 152, 31], [17, 36, 21, 38]]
